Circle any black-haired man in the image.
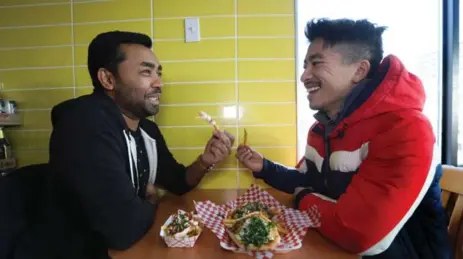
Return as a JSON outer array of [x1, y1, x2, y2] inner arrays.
[[14, 31, 234, 259], [237, 18, 450, 258]]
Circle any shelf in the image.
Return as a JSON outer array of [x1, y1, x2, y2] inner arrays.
[[0, 113, 21, 127]]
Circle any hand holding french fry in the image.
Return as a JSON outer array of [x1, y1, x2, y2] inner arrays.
[[201, 130, 235, 166], [196, 111, 235, 166], [236, 144, 264, 172]]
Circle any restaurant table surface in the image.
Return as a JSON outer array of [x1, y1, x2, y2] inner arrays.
[[109, 188, 359, 259]]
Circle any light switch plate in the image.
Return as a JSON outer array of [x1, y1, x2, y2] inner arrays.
[[184, 17, 200, 42]]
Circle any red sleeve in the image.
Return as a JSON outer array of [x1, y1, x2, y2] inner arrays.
[[299, 116, 435, 255]]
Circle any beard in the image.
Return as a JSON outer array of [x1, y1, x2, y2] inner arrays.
[[113, 82, 160, 119]]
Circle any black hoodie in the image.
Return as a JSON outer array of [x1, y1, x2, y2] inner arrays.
[[14, 91, 195, 259]]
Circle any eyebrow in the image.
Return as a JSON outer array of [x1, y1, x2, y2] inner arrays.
[[140, 61, 156, 69], [308, 53, 324, 61]]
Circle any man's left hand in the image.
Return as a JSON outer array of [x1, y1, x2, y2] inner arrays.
[[146, 184, 160, 204], [293, 187, 313, 209], [201, 130, 235, 167]]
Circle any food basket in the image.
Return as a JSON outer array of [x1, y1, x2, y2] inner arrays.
[[193, 184, 321, 258], [160, 209, 203, 248]]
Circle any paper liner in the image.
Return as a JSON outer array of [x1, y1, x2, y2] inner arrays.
[[194, 184, 321, 258], [160, 209, 203, 248]]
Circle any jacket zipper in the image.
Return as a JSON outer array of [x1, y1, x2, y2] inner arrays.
[[322, 134, 332, 194], [126, 131, 139, 194]]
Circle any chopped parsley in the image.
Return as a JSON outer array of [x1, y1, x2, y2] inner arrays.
[[239, 217, 274, 248]]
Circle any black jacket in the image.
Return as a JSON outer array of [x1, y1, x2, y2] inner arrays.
[[14, 91, 195, 259]]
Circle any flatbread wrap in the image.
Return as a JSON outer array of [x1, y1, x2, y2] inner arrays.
[[223, 202, 288, 251]]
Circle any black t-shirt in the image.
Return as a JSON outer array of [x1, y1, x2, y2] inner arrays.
[[128, 127, 150, 198]]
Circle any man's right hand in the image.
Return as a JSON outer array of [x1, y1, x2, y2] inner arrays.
[[236, 144, 264, 172]]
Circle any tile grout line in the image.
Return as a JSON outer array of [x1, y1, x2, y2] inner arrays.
[[0, 45, 73, 51], [0, 58, 295, 72], [0, 80, 297, 92], [234, 0, 240, 189], [0, 2, 69, 8], [150, 1, 156, 123], [0, 36, 295, 51], [9, 124, 297, 132], [12, 147, 294, 152], [0, 0, 110, 9], [0, 83, 296, 92], [159, 101, 296, 106], [0, 15, 293, 28], [153, 36, 296, 41], [70, 0, 76, 98], [150, 0, 154, 40], [154, 14, 294, 20], [0, 15, 295, 30], [7, 124, 297, 132], [11, 101, 297, 108]]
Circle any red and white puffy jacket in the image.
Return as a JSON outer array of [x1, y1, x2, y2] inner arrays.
[[253, 55, 436, 255]]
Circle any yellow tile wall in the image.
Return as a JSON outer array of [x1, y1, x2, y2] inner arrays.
[[0, 0, 296, 189]]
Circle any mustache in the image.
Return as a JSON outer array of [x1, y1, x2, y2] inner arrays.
[[146, 89, 162, 97], [304, 81, 321, 86]]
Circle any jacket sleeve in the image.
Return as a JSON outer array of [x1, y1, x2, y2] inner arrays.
[[298, 117, 436, 255], [151, 124, 195, 196], [254, 156, 325, 195], [49, 114, 154, 250]]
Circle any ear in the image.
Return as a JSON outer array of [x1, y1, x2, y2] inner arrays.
[[352, 60, 370, 83], [97, 68, 116, 91]]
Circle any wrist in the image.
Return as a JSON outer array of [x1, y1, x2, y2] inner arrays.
[[198, 154, 214, 172], [294, 188, 313, 209], [252, 158, 267, 177]]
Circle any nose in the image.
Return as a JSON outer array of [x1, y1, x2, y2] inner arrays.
[[152, 74, 163, 89], [300, 66, 313, 83]]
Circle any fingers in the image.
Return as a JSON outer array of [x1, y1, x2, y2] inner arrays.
[[236, 144, 251, 156], [224, 130, 235, 146], [236, 146, 253, 162], [237, 144, 250, 151], [212, 130, 232, 154], [209, 139, 229, 158]]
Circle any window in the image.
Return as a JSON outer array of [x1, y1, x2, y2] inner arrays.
[[458, 1, 463, 165], [295, 0, 443, 166]]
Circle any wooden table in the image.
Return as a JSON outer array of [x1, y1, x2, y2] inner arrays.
[[109, 189, 358, 259]]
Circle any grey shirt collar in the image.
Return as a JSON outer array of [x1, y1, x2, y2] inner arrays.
[[313, 79, 370, 136]]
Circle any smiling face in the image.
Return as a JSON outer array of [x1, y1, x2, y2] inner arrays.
[[99, 43, 163, 119], [300, 38, 369, 117]]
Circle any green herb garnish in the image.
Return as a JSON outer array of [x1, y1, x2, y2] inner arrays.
[[233, 202, 268, 219], [167, 212, 190, 235], [239, 217, 273, 248]]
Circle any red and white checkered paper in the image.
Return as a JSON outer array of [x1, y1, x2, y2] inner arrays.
[[194, 184, 321, 259]]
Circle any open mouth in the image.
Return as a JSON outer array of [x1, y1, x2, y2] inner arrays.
[[306, 84, 321, 95], [147, 95, 160, 104]]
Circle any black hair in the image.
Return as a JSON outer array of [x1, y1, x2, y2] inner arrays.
[[87, 30, 152, 90], [305, 18, 387, 78]]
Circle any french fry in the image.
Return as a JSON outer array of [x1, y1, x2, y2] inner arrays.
[[268, 208, 282, 215], [275, 221, 289, 234], [243, 128, 248, 146], [198, 111, 219, 131]]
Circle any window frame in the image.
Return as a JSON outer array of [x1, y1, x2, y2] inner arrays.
[[442, 0, 459, 165]]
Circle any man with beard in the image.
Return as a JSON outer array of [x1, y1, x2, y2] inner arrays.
[[13, 31, 235, 259], [237, 19, 450, 258]]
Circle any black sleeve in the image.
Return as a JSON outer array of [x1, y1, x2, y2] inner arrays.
[[150, 123, 195, 196], [49, 112, 154, 250]]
